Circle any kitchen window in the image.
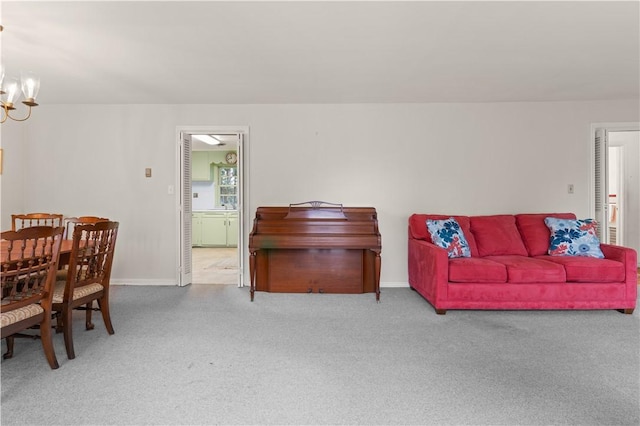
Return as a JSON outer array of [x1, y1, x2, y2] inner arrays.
[[218, 166, 237, 208]]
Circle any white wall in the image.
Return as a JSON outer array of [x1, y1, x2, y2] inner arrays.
[[0, 121, 27, 228], [1, 100, 638, 286], [192, 181, 216, 210]]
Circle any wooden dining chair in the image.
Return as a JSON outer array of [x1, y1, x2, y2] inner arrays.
[[53, 221, 119, 359], [12, 213, 64, 231], [62, 216, 109, 240], [1, 226, 64, 369]]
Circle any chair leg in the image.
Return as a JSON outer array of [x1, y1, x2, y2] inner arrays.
[[3, 336, 15, 359], [55, 311, 64, 334], [98, 297, 115, 335], [40, 315, 59, 369], [85, 301, 95, 330], [62, 307, 76, 360]]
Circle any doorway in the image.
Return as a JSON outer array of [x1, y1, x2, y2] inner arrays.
[[607, 131, 639, 255], [176, 126, 248, 287], [592, 123, 640, 266]]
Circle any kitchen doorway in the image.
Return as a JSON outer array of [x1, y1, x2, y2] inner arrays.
[[177, 127, 248, 287]]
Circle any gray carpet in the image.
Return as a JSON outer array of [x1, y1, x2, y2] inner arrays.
[[1, 286, 639, 426]]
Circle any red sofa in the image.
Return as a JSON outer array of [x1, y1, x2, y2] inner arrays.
[[408, 213, 637, 314]]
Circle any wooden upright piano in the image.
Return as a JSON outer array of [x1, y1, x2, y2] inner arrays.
[[248, 202, 382, 301]]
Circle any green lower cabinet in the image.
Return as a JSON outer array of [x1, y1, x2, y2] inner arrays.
[[193, 212, 238, 247], [202, 213, 227, 246], [227, 214, 238, 247], [192, 213, 203, 246]]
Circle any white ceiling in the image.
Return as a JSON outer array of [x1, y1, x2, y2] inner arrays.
[[1, 1, 639, 105]]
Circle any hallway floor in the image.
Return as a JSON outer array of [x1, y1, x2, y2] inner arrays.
[[192, 247, 238, 285]]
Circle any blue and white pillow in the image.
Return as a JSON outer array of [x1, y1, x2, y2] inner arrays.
[[426, 217, 471, 259], [544, 217, 604, 258]]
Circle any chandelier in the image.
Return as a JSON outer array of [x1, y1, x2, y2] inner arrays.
[[0, 25, 40, 124]]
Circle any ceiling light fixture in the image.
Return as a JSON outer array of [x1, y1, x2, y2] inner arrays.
[[0, 25, 40, 124], [193, 134, 223, 145]]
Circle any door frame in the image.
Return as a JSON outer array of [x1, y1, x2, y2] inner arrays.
[[589, 122, 639, 242], [607, 145, 625, 245], [175, 125, 249, 287]]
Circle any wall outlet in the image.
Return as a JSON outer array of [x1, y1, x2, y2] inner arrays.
[[568, 184, 574, 194]]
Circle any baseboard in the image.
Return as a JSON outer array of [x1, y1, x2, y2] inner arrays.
[[111, 279, 177, 286], [381, 281, 409, 288], [111, 279, 410, 288]]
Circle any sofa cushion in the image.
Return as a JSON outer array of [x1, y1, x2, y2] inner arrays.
[[484, 255, 566, 283], [470, 215, 528, 257], [448, 257, 508, 283], [515, 213, 576, 256], [409, 214, 479, 257], [534, 255, 625, 283], [544, 217, 605, 258], [426, 217, 472, 258]]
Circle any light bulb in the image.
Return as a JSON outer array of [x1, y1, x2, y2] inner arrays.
[[3, 77, 21, 106], [20, 72, 40, 103]]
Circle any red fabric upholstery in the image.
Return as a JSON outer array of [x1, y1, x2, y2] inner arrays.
[[535, 255, 625, 283], [449, 257, 507, 283], [515, 213, 576, 256], [407, 213, 637, 314], [470, 215, 528, 257], [484, 255, 566, 283], [408, 238, 449, 307], [408, 214, 479, 257], [446, 283, 629, 308]]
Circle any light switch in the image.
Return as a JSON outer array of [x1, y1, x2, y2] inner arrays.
[[145, 168, 152, 178]]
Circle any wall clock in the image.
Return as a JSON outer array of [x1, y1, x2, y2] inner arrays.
[[225, 151, 238, 164]]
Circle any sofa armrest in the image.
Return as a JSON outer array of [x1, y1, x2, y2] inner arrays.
[[601, 243, 638, 286], [601, 243, 638, 306], [408, 238, 449, 307], [600, 243, 636, 263]]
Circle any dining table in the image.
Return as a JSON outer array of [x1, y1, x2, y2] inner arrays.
[[1, 239, 75, 266]]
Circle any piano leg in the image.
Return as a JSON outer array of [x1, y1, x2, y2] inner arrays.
[[249, 251, 256, 302], [375, 251, 381, 303]]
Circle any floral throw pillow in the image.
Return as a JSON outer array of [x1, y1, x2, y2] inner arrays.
[[426, 217, 472, 258], [544, 217, 604, 258]]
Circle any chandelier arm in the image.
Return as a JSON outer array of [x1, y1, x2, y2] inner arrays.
[[1, 105, 33, 123]]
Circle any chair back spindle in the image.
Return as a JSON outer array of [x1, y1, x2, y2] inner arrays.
[[63, 216, 108, 240], [11, 213, 64, 231], [68, 221, 118, 289]]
